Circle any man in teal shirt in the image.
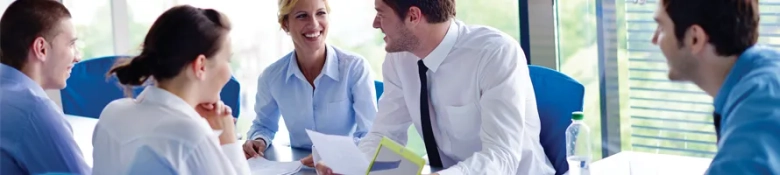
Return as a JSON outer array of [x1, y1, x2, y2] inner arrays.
[[652, 0, 780, 174]]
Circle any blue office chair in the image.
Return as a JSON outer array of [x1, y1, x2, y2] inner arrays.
[[374, 80, 384, 102], [529, 65, 585, 175], [61, 56, 241, 119]]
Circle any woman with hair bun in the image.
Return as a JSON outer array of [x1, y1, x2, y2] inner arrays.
[[91, 5, 250, 175]]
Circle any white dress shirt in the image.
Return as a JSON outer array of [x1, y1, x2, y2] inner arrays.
[[357, 20, 555, 175], [92, 86, 250, 175]]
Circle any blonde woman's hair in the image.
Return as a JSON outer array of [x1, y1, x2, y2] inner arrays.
[[277, 0, 331, 31]]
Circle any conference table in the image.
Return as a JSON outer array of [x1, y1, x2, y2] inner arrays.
[[65, 115, 711, 174]]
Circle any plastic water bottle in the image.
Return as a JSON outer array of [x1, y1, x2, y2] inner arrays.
[[566, 111, 591, 175]]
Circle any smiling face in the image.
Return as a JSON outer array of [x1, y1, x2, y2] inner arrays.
[[373, 0, 418, 53], [40, 18, 81, 89], [282, 0, 329, 52], [652, 2, 696, 81]]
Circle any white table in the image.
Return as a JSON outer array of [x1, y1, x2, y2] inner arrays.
[[263, 145, 441, 175], [590, 151, 712, 175], [65, 115, 712, 174]]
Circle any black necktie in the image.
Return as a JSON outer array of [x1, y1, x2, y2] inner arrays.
[[713, 112, 722, 143], [418, 60, 443, 168]]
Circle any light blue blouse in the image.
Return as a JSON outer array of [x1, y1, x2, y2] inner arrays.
[[248, 45, 377, 149]]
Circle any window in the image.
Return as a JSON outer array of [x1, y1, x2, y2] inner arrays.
[[555, 0, 604, 160], [597, 0, 780, 158], [63, 0, 115, 59], [620, 0, 717, 158]]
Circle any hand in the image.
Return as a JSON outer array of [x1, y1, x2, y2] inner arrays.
[[300, 154, 314, 167], [314, 161, 341, 175], [242, 139, 266, 159], [195, 101, 235, 145]]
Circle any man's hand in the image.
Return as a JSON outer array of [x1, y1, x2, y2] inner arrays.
[[315, 161, 341, 175], [242, 139, 266, 159], [300, 154, 314, 167]]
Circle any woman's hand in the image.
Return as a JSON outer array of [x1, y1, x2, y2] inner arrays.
[[195, 101, 236, 145], [300, 154, 315, 167]]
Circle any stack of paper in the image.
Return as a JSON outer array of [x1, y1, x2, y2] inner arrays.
[[247, 156, 303, 175]]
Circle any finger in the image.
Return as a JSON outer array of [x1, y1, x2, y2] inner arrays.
[[316, 161, 329, 173], [215, 102, 225, 115], [252, 142, 265, 157], [305, 161, 314, 167], [201, 103, 215, 110], [301, 156, 314, 167], [243, 144, 258, 157], [224, 105, 233, 116], [315, 164, 325, 174]]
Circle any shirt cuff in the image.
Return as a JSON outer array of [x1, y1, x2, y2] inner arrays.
[[252, 136, 271, 149]]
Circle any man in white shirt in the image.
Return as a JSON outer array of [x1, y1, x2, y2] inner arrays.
[[316, 0, 555, 174]]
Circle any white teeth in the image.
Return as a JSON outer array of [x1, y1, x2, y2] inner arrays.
[[304, 32, 321, 38]]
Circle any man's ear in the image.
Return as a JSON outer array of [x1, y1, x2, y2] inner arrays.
[[191, 54, 208, 80], [686, 25, 708, 55], [31, 37, 47, 62], [406, 6, 423, 25]]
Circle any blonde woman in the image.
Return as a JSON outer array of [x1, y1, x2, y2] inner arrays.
[[243, 0, 377, 167]]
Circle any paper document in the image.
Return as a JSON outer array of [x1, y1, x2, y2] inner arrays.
[[306, 129, 370, 175], [247, 157, 303, 175]]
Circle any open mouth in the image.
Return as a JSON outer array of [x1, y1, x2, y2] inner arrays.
[[303, 31, 323, 41]]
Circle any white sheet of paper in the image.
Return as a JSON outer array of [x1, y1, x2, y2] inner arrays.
[[247, 157, 303, 175], [306, 129, 370, 175]]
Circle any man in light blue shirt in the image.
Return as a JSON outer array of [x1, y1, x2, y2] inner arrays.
[[0, 0, 88, 174], [652, 0, 780, 174]]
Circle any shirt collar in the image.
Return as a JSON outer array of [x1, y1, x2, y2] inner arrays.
[[421, 20, 459, 73], [713, 45, 779, 113], [0, 63, 47, 97], [136, 86, 201, 120], [286, 45, 340, 82]]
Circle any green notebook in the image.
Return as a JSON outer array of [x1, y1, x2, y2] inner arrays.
[[365, 137, 426, 175]]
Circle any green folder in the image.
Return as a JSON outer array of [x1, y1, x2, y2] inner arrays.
[[366, 137, 426, 175]]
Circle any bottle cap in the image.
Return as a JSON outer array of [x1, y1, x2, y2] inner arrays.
[[572, 111, 584, 120]]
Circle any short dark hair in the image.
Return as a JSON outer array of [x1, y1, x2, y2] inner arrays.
[[663, 0, 759, 56], [108, 5, 231, 92], [382, 0, 455, 23], [0, 0, 72, 70]]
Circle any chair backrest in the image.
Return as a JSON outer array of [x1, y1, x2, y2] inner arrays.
[[374, 80, 384, 102], [61, 56, 241, 119], [528, 65, 585, 175]]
